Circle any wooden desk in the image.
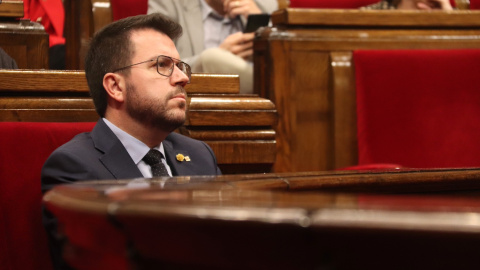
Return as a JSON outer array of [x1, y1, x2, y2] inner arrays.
[[0, 20, 49, 69], [44, 168, 480, 270], [254, 9, 480, 172]]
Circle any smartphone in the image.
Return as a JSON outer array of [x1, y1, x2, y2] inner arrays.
[[243, 14, 271, 33]]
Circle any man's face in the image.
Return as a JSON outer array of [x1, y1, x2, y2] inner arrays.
[[123, 29, 190, 132]]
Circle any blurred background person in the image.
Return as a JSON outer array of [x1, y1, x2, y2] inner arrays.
[[148, 0, 278, 93]]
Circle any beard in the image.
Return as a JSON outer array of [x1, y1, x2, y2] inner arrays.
[[125, 82, 187, 132]]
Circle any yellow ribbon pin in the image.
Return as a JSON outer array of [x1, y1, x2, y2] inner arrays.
[[176, 154, 191, 162]]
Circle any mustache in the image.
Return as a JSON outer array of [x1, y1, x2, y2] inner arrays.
[[167, 86, 187, 100]]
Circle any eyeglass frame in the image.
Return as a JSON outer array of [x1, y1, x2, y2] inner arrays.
[[112, 55, 191, 83]]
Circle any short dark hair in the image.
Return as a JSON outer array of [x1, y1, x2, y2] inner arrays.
[[85, 13, 183, 117]]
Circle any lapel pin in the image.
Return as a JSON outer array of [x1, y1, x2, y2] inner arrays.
[[176, 153, 191, 162]]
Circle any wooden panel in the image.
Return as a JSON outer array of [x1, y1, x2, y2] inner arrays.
[[91, 0, 112, 33], [272, 8, 480, 27], [0, 0, 23, 18], [0, 21, 49, 69], [64, 0, 94, 70], [330, 52, 357, 168], [185, 74, 240, 94], [255, 9, 480, 172], [0, 70, 238, 94]]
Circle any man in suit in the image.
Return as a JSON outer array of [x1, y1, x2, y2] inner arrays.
[[42, 13, 221, 190], [363, 0, 453, 9], [42, 13, 221, 269], [147, 0, 278, 93]]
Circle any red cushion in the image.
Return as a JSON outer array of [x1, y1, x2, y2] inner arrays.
[[289, 0, 379, 8], [111, 0, 148, 21], [0, 122, 95, 270], [354, 49, 480, 168]]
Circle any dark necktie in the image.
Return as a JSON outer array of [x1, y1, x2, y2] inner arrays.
[[142, 149, 169, 177]]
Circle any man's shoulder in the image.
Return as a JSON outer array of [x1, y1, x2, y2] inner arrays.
[[53, 132, 94, 153]]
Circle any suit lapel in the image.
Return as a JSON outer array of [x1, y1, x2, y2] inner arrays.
[[181, 0, 205, 55], [163, 138, 193, 176], [91, 120, 143, 179]]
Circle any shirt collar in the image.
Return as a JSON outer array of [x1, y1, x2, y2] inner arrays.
[[200, 0, 236, 22], [102, 118, 166, 164]]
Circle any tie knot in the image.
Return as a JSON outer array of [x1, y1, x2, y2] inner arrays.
[[143, 149, 164, 166]]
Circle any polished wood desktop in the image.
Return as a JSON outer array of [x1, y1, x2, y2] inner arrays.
[[44, 168, 480, 270], [254, 9, 480, 173]]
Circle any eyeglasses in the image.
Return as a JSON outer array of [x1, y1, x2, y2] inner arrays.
[[112, 55, 191, 83]]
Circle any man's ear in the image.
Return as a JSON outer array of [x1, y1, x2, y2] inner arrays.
[[103, 72, 126, 102]]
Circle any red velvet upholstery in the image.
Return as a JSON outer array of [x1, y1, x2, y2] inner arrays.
[[470, 0, 480, 9], [0, 122, 96, 270], [289, 0, 379, 8], [337, 163, 403, 171], [111, 0, 148, 21], [354, 49, 480, 168]]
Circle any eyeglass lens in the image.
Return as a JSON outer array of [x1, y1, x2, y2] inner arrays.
[[157, 56, 191, 80]]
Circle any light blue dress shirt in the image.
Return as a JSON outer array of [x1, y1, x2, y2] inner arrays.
[[102, 118, 172, 177], [200, 0, 244, 50]]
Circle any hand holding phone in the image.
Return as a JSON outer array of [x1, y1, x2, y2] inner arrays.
[[243, 14, 270, 33]]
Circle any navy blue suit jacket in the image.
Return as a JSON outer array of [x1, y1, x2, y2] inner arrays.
[[42, 119, 221, 191], [41, 119, 221, 269]]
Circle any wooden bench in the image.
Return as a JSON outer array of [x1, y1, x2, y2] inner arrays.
[[0, 69, 277, 174], [254, 8, 480, 172]]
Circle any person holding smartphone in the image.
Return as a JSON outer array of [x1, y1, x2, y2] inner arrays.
[[147, 0, 278, 94]]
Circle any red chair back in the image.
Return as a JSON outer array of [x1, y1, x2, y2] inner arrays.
[[470, 0, 480, 9], [110, 0, 148, 21], [0, 122, 96, 270], [354, 49, 480, 168]]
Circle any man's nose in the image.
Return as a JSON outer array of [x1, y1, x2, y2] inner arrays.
[[171, 65, 190, 86]]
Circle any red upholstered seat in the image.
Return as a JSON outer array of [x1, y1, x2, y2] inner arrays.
[[354, 49, 480, 168], [289, 0, 379, 8], [0, 122, 96, 270], [111, 0, 148, 21]]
